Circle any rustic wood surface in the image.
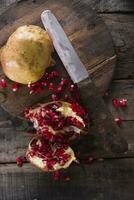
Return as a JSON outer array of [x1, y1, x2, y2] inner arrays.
[[0, 159, 134, 200], [0, 0, 134, 200]]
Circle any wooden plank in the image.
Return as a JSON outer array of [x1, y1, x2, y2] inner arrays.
[[0, 159, 134, 200], [0, 0, 134, 16], [89, 0, 134, 13], [101, 14, 134, 79]]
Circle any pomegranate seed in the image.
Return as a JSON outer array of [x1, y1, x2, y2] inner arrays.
[[64, 95, 71, 102], [63, 176, 70, 181], [45, 132, 54, 142], [85, 156, 93, 164], [41, 80, 47, 87], [114, 117, 122, 125], [12, 82, 19, 92], [50, 70, 60, 78], [28, 82, 40, 88], [0, 79, 7, 88], [52, 171, 61, 180], [119, 98, 127, 108], [57, 86, 62, 93], [71, 102, 86, 117], [69, 84, 76, 92], [16, 157, 23, 167], [36, 87, 43, 93], [48, 82, 54, 91], [47, 159, 57, 170], [60, 78, 68, 86], [44, 72, 49, 79], [112, 98, 118, 109], [54, 148, 65, 157], [29, 89, 35, 94], [51, 94, 58, 101]]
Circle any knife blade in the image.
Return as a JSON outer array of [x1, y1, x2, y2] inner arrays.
[[41, 10, 128, 153]]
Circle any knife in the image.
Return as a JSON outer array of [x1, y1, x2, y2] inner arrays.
[[41, 10, 128, 153]]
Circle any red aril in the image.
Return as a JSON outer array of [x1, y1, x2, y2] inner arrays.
[[119, 98, 127, 108], [112, 98, 118, 109], [0, 79, 7, 88]]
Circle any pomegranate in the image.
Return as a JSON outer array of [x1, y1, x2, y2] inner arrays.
[[26, 137, 76, 172], [24, 101, 86, 141]]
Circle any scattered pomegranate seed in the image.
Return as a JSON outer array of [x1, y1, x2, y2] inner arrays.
[[36, 87, 43, 93], [64, 95, 71, 102], [51, 94, 58, 101], [29, 89, 35, 95], [71, 102, 86, 117], [52, 171, 62, 180], [44, 72, 49, 79], [48, 82, 54, 91], [57, 85, 62, 93], [41, 80, 47, 87], [114, 117, 122, 125], [50, 70, 60, 78], [63, 176, 70, 181], [85, 156, 93, 164], [112, 98, 118, 109], [119, 98, 127, 108], [12, 82, 20, 92], [0, 79, 7, 88], [69, 84, 76, 92], [16, 157, 23, 167], [60, 78, 68, 86]]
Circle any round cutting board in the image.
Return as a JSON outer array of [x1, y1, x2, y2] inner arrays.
[[0, 0, 116, 116]]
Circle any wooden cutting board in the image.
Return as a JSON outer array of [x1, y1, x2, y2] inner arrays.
[[0, 0, 116, 117]]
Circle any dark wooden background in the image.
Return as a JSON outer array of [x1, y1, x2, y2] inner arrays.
[[0, 0, 134, 199]]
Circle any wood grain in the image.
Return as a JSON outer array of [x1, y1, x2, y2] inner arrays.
[[0, 159, 134, 200], [0, 0, 134, 15], [102, 14, 134, 79]]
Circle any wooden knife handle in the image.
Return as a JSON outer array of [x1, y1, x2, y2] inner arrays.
[[77, 77, 128, 153]]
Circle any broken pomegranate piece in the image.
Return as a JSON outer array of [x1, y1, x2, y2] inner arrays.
[[26, 137, 76, 172], [24, 101, 86, 141]]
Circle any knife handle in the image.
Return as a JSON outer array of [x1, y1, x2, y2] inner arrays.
[[77, 77, 128, 153]]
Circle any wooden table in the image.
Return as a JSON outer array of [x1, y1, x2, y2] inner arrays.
[[0, 0, 134, 199]]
